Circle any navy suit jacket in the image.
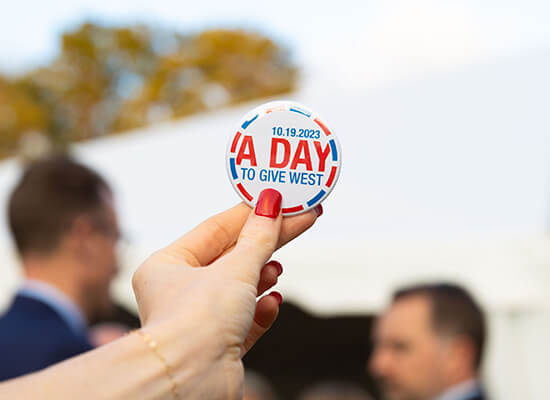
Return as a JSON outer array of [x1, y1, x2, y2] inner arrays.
[[0, 294, 93, 381]]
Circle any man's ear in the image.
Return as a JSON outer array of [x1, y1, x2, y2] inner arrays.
[[65, 215, 96, 257], [446, 336, 476, 377]]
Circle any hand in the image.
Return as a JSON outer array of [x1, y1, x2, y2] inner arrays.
[[132, 192, 320, 398]]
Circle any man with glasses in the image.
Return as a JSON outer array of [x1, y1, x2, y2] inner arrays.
[[0, 155, 120, 381]]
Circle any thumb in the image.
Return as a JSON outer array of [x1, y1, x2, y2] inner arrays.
[[216, 189, 283, 286]]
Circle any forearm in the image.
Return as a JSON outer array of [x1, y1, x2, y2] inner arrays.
[[0, 317, 231, 399]]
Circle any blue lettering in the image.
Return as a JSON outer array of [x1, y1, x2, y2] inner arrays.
[[259, 169, 267, 182], [241, 168, 255, 181], [259, 169, 289, 184], [288, 171, 323, 186], [289, 171, 300, 184]]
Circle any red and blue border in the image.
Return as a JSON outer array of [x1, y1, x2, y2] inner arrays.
[[227, 102, 341, 216]]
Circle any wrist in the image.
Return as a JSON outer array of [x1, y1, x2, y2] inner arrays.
[[143, 315, 241, 399]]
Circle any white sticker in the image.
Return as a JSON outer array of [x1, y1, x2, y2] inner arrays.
[[226, 100, 341, 216]]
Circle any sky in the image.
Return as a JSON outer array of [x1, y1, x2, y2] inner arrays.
[[1, 0, 550, 90]]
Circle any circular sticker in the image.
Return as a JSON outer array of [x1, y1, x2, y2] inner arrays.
[[226, 100, 342, 216]]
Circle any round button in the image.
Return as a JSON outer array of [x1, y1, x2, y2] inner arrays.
[[226, 100, 342, 216]]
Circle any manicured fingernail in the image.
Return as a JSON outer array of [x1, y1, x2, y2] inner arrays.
[[255, 189, 282, 219], [270, 260, 283, 276], [271, 291, 283, 305], [314, 204, 323, 217]]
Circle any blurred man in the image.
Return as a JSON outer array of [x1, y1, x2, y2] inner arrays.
[[0, 155, 120, 381], [369, 283, 487, 400]]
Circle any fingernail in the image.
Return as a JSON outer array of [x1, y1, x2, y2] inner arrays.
[[314, 204, 323, 217], [255, 189, 282, 219], [271, 291, 283, 305], [270, 260, 283, 276]]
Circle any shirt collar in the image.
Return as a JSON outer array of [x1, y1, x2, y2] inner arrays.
[[434, 379, 481, 400], [18, 280, 88, 336]]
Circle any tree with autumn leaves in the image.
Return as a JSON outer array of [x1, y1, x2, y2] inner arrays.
[[0, 23, 297, 159]]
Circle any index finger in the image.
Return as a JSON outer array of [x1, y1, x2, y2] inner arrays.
[[162, 203, 249, 266]]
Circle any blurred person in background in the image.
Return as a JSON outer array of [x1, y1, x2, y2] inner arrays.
[[243, 370, 279, 400], [0, 190, 320, 399], [298, 381, 373, 400], [0, 155, 120, 381], [369, 283, 487, 400]]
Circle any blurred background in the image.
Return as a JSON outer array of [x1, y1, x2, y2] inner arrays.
[[0, 1, 549, 399]]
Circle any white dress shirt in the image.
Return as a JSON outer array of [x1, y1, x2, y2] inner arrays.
[[434, 379, 482, 400]]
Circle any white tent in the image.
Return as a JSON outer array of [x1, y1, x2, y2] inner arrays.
[[0, 48, 549, 399]]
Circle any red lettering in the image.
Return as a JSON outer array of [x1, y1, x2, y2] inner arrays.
[[270, 138, 291, 168], [313, 141, 331, 172], [236, 136, 257, 166], [290, 140, 313, 171]]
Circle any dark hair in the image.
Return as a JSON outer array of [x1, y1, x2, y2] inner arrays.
[[393, 283, 486, 369], [8, 154, 111, 255]]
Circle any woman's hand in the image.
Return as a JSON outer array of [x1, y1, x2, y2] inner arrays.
[[132, 190, 321, 398]]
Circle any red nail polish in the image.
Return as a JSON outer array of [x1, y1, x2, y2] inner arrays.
[[271, 291, 283, 305], [315, 204, 323, 217], [255, 189, 282, 219], [270, 261, 283, 276]]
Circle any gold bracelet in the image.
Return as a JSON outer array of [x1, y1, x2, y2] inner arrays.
[[135, 329, 179, 399]]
